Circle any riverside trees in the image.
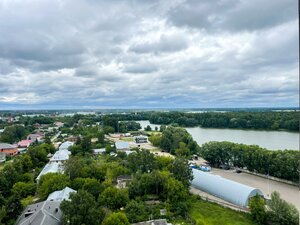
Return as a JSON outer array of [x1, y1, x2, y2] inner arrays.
[[200, 141, 299, 182]]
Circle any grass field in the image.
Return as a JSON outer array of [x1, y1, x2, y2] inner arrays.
[[119, 137, 134, 142], [188, 196, 256, 225]]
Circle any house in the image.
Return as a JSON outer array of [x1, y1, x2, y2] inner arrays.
[[18, 140, 33, 148], [50, 149, 71, 163], [36, 162, 63, 182], [47, 187, 76, 202], [66, 136, 78, 142], [115, 141, 130, 151], [116, 175, 132, 189], [132, 219, 171, 225], [58, 141, 74, 151], [135, 136, 148, 143], [0, 143, 18, 156], [54, 122, 64, 128], [15, 200, 62, 225], [15, 187, 76, 225], [27, 133, 44, 142], [93, 148, 106, 155]]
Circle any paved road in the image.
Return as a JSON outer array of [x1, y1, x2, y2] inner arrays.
[[211, 168, 300, 211]]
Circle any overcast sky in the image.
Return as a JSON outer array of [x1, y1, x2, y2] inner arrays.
[[0, 0, 298, 109]]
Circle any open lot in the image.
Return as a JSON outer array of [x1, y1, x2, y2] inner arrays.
[[211, 168, 300, 211]]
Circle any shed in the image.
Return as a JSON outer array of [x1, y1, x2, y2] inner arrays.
[[115, 141, 130, 151], [191, 169, 263, 207]]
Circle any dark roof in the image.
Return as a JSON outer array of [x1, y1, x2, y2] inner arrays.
[[117, 175, 132, 180], [15, 201, 62, 225]]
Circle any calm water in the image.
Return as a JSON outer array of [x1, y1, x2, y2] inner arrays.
[[137, 120, 299, 150]]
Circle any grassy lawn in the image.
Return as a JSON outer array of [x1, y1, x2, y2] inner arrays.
[[188, 196, 256, 225], [120, 137, 134, 142]]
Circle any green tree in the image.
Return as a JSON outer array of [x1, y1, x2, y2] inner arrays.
[[61, 190, 105, 225], [249, 195, 266, 225], [125, 200, 147, 223], [99, 187, 129, 210], [127, 149, 156, 173], [175, 142, 190, 157], [144, 125, 152, 131], [12, 182, 36, 199], [38, 173, 70, 200], [267, 191, 299, 225], [102, 212, 130, 225], [171, 157, 193, 188]]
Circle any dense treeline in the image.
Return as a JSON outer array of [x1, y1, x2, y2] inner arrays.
[[0, 125, 34, 143], [100, 111, 299, 131], [200, 141, 299, 182], [148, 111, 299, 131]]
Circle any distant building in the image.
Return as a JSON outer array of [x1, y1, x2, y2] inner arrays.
[[49, 149, 71, 163], [135, 136, 148, 143], [132, 219, 171, 225], [18, 140, 33, 148], [54, 122, 64, 128], [36, 162, 63, 182], [117, 175, 132, 189], [15, 187, 76, 225], [27, 133, 44, 142], [115, 141, 130, 151], [0, 143, 18, 156], [58, 141, 74, 151], [93, 148, 106, 155]]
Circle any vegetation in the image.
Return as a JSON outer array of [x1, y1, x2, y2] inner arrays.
[[149, 126, 200, 155], [0, 143, 54, 225], [0, 125, 33, 143], [200, 141, 299, 182], [61, 190, 105, 225], [266, 192, 299, 225], [188, 195, 255, 225]]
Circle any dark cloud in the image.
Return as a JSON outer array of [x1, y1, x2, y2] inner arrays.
[[0, 0, 298, 108], [167, 0, 297, 31]]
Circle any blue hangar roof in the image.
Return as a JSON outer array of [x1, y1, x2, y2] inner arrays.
[[191, 169, 263, 207]]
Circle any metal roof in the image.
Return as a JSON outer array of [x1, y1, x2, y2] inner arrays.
[[15, 200, 62, 225], [47, 187, 76, 202], [58, 141, 74, 151], [36, 162, 63, 181], [115, 141, 129, 150], [0, 143, 16, 149], [50, 149, 71, 162], [191, 169, 263, 207]]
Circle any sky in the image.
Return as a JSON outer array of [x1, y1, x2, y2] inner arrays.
[[0, 0, 298, 109]]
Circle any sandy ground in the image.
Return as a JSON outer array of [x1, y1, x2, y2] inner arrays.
[[210, 168, 300, 211]]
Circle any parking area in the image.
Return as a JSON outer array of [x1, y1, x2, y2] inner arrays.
[[211, 168, 300, 211]]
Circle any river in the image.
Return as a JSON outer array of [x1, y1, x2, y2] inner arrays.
[[137, 120, 299, 150]]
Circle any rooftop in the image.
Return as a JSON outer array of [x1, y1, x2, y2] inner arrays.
[[115, 141, 130, 150], [50, 149, 71, 162], [15, 200, 62, 225], [0, 143, 16, 149], [36, 162, 63, 181], [47, 187, 76, 202], [58, 141, 74, 151]]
